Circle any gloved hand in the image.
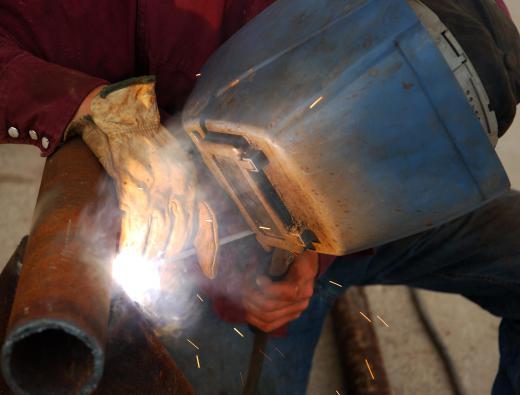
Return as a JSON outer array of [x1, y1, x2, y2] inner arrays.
[[67, 76, 219, 278]]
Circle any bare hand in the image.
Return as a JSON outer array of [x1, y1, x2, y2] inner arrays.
[[242, 251, 319, 332]]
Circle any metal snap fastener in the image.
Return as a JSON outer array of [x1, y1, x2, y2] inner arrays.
[[29, 130, 38, 140], [8, 127, 19, 138]]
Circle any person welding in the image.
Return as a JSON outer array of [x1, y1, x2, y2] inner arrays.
[[1, 0, 519, 394]]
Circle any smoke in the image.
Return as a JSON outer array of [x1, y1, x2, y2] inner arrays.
[[121, 113, 268, 337], [104, 113, 213, 335], [69, 112, 267, 338]]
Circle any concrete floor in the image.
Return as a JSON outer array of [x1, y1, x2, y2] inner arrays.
[[1, 3, 519, 394]]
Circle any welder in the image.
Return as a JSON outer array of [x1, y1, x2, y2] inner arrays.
[[1, 1, 519, 394]]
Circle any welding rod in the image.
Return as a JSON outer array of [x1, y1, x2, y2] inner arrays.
[[1, 139, 120, 395]]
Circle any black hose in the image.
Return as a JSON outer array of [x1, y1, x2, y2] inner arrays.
[[409, 288, 467, 395]]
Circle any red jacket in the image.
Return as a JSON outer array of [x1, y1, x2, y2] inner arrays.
[[0, 0, 513, 154], [0, 0, 274, 155]]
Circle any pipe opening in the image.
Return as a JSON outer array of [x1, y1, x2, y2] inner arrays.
[[9, 329, 94, 395]]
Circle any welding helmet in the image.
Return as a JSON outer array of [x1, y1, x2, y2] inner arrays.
[[183, 0, 509, 255]]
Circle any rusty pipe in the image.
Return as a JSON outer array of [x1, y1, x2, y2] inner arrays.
[[1, 138, 120, 395], [332, 287, 391, 395]]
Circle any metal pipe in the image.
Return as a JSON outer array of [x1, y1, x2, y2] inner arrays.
[[1, 138, 120, 395], [332, 287, 391, 395], [0, 237, 27, 394], [0, 239, 195, 395], [94, 288, 196, 395]]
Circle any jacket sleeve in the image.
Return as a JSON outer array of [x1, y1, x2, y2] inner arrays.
[[0, 34, 107, 156]]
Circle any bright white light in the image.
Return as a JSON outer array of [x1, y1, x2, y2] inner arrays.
[[112, 249, 160, 304]]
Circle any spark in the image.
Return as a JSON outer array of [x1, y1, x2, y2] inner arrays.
[[204, 219, 213, 223], [229, 79, 240, 88], [196, 354, 201, 369], [365, 358, 375, 381], [309, 96, 324, 109], [359, 311, 372, 323], [196, 294, 204, 302], [336, 391, 341, 395], [259, 349, 272, 362], [233, 327, 245, 338], [259, 226, 271, 230], [195, 73, 202, 77], [329, 280, 343, 288], [274, 346, 285, 358], [377, 315, 390, 327], [186, 338, 199, 350]]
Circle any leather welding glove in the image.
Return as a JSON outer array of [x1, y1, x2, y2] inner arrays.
[[67, 76, 219, 278]]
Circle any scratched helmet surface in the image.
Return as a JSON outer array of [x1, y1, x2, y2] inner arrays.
[[183, 0, 509, 255]]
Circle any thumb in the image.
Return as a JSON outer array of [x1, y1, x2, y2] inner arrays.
[[194, 201, 219, 279]]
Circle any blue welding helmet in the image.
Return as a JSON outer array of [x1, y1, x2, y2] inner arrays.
[[183, 0, 510, 255]]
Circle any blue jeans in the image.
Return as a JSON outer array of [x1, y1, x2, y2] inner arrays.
[[166, 190, 520, 395]]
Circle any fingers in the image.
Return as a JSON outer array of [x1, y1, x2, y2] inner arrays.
[[166, 196, 192, 257], [118, 178, 153, 256], [254, 275, 314, 300], [254, 276, 300, 301], [250, 251, 318, 302], [286, 250, 319, 283], [243, 298, 310, 323], [86, 84, 197, 264], [241, 251, 319, 332], [243, 276, 314, 318], [119, 210, 149, 255], [193, 201, 219, 279], [144, 208, 172, 260]]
